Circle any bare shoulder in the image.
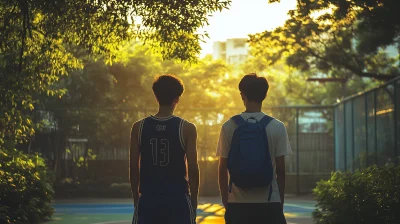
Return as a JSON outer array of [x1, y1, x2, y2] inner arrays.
[[131, 119, 143, 134], [183, 120, 197, 134]]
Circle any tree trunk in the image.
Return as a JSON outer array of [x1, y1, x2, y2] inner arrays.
[[27, 139, 32, 154]]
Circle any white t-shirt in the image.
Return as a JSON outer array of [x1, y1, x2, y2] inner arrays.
[[216, 112, 292, 203]]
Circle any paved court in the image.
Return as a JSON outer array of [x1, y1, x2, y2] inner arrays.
[[46, 196, 315, 224]]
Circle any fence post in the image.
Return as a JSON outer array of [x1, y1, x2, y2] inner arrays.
[[374, 90, 378, 165], [203, 113, 208, 195], [394, 83, 398, 165], [296, 108, 300, 195], [351, 98, 355, 172], [343, 103, 347, 171], [333, 107, 336, 172], [365, 93, 369, 167]]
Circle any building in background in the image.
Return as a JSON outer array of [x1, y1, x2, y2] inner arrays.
[[213, 38, 249, 64]]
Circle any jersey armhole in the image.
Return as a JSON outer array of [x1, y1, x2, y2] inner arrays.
[[179, 119, 186, 150], [138, 119, 145, 147]]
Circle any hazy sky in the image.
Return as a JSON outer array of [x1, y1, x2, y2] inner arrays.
[[199, 0, 297, 57]]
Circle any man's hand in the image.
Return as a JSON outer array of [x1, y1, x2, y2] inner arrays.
[[276, 156, 286, 210], [222, 193, 228, 209], [130, 121, 141, 211], [191, 197, 198, 216], [218, 158, 229, 209], [133, 192, 139, 208], [184, 121, 199, 219]]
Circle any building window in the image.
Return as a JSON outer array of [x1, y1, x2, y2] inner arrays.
[[221, 43, 226, 51], [234, 39, 246, 48]]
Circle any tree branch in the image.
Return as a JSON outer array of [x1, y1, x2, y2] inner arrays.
[[303, 43, 398, 81], [19, 10, 26, 74], [331, 29, 360, 68], [351, 72, 397, 81]]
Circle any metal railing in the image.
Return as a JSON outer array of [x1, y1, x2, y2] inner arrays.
[[28, 105, 334, 194], [334, 76, 400, 171], [23, 76, 400, 194]]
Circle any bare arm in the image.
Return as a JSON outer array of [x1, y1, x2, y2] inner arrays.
[[129, 121, 141, 207], [276, 155, 286, 210], [185, 122, 199, 214], [218, 157, 229, 208]]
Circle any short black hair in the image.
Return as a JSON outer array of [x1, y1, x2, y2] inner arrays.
[[238, 73, 269, 103], [152, 74, 184, 106]]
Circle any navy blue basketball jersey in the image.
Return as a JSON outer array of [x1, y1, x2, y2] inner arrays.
[[138, 115, 189, 194]]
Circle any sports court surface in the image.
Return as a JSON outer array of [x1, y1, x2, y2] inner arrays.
[[46, 196, 316, 224]]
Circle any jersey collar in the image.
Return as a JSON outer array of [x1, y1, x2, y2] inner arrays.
[[150, 115, 176, 121]]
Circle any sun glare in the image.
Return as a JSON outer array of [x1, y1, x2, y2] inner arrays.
[[310, 5, 336, 19], [206, 90, 221, 98]]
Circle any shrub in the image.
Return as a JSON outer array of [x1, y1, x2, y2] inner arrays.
[[109, 183, 132, 197], [0, 149, 54, 223], [313, 164, 400, 224], [54, 182, 132, 198]]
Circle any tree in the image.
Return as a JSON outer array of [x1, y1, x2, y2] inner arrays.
[[0, 0, 231, 149], [306, 0, 400, 55], [249, 0, 399, 83], [241, 52, 378, 106]]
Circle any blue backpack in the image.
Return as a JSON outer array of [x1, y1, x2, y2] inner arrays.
[[227, 115, 274, 200]]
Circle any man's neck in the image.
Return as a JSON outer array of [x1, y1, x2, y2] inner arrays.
[[245, 102, 262, 113], [154, 105, 175, 117]]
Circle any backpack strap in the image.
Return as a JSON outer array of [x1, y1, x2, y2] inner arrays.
[[261, 115, 274, 201], [229, 115, 245, 193], [231, 115, 246, 126], [259, 115, 273, 128]]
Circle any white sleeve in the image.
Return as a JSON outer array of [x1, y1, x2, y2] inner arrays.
[[216, 125, 230, 158], [275, 123, 293, 157]]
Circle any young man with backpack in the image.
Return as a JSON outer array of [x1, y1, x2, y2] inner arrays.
[[217, 73, 292, 224], [130, 74, 199, 224]]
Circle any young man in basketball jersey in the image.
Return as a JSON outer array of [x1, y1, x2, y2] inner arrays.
[[130, 74, 199, 224], [217, 73, 292, 224]]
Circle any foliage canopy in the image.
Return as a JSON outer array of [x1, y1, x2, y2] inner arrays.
[[250, 0, 400, 81], [0, 0, 231, 148]]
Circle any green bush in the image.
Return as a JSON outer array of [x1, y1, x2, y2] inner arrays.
[[313, 164, 400, 224], [0, 149, 54, 223], [54, 181, 132, 198], [109, 183, 131, 197]]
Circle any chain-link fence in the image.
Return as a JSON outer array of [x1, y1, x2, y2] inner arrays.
[[26, 105, 334, 195], [19, 77, 400, 196], [334, 77, 400, 171]]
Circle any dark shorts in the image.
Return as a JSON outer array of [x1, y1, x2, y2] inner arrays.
[[225, 202, 286, 224], [133, 193, 195, 224]]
